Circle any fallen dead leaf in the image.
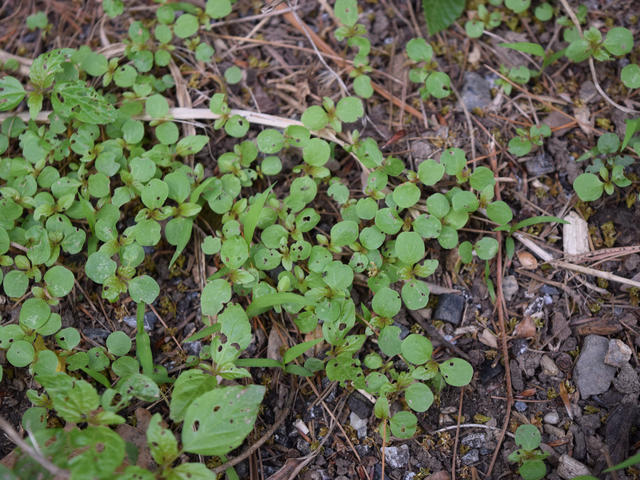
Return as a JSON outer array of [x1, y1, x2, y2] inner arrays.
[[513, 316, 537, 338]]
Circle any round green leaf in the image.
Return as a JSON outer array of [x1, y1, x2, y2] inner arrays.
[[334, 0, 358, 27], [7, 340, 34, 367], [323, 260, 354, 291], [425, 72, 451, 98], [395, 231, 425, 265], [145, 94, 169, 119], [401, 334, 433, 365], [412, 215, 441, 239], [174, 13, 199, 38], [603, 27, 633, 56], [441, 148, 466, 176], [469, 166, 495, 191], [573, 173, 603, 202], [360, 226, 385, 250], [390, 411, 417, 439], [401, 280, 430, 310], [475, 237, 499, 260], [3, 270, 28, 298], [225, 114, 249, 138], [224, 66, 243, 84], [0, 226, 9, 254], [330, 220, 358, 247], [128, 275, 160, 304], [505, 0, 530, 14], [44, 265, 74, 298], [372, 287, 401, 318], [458, 241, 473, 264], [418, 159, 445, 186], [405, 382, 434, 412], [301, 105, 328, 131], [257, 129, 284, 154], [621, 64, 640, 89], [426, 193, 450, 218], [107, 331, 132, 356], [155, 122, 179, 145], [336, 96, 364, 123], [19, 298, 51, 331], [515, 424, 542, 450], [451, 190, 479, 213], [206, 0, 232, 19], [56, 327, 81, 350], [406, 38, 433, 62], [303, 138, 330, 166], [393, 182, 421, 209], [122, 119, 144, 144], [519, 460, 546, 480], [486, 200, 513, 225], [220, 236, 249, 269], [439, 357, 474, 386]]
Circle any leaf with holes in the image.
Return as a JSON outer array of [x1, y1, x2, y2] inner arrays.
[[147, 413, 178, 467], [439, 357, 473, 386], [182, 385, 265, 456]]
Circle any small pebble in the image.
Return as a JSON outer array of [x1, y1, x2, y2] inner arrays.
[[540, 355, 560, 376], [544, 411, 560, 425], [514, 401, 528, 412]]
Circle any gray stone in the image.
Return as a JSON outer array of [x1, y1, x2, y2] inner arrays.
[[604, 339, 632, 368], [579, 80, 598, 103], [544, 410, 560, 425], [348, 392, 372, 419], [84, 328, 111, 342], [460, 72, 492, 111], [123, 311, 157, 331], [434, 294, 465, 325], [384, 444, 410, 469], [461, 433, 485, 449], [557, 454, 591, 479], [349, 411, 367, 439], [623, 254, 640, 272], [510, 359, 524, 391], [574, 335, 617, 398], [514, 401, 528, 412], [461, 449, 480, 465], [544, 424, 566, 439], [612, 363, 640, 394], [541, 355, 560, 376], [502, 275, 518, 301], [525, 150, 555, 176]]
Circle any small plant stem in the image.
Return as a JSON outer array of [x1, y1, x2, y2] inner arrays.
[[557, 0, 640, 115], [0, 415, 70, 478], [136, 302, 154, 376], [381, 419, 387, 480], [451, 388, 465, 480], [486, 143, 514, 478]]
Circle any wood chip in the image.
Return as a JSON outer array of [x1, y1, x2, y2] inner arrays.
[[563, 211, 590, 256], [516, 251, 538, 269]]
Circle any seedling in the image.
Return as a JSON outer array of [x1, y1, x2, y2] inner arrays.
[[508, 424, 549, 480]]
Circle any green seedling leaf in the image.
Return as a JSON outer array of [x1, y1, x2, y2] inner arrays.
[[37, 373, 100, 422], [3, 270, 28, 298], [246, 292, 312, 317], [147, 413, 178, 467], [182, 385, 265, 456], [129, 275, 160, 304], [622, 64, 640, 89], [334, 0, 359, 27], [206, 0, 232, 19], [406, 38, 433, 62], [56, 327, 80, 350], [604, 450, 640, 472], [44, 265, 74, 297], [390, 410, 417, 438], [302, 105, 329, 131], [487, 201, 513, 225], [176, 135, 209, 156], [7, 340, 34, 367], [511, 215, 567, 231], [378, 325, 402, 357], [283, 338, 323, 364], [336, 96, 364, 123], [603, 27, 633, 56], [401, 280, 430, 310], [418, 158, 445, 185], [106, 331, 132, 356], [242, 186, 273, 246], [67, 426, 125, 478], [19, 298, 51, 331], [439, 357, 473, 386], [0, 76, 26, 111], [505, 0, 530, 13], [170, 369, 218, 423], [393, 182, 421, 209], [175, 13, 199, 38], [372, 287, 401, 318], [52, 81, 116, 124], [405, 382, 434, 412], [401, 334, 433, 365], [475, 237, 499, 260], [421, 0, 465, 35], [515, 424, 542, 450], [573, 173, 604, 201], [395, 231, 426, 265], [519, 459, 546, 480], [202, 279, 231, 317], [257, 128, 284, 154], [331, 220, 359, 247], [167, 463, 216, 480]]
